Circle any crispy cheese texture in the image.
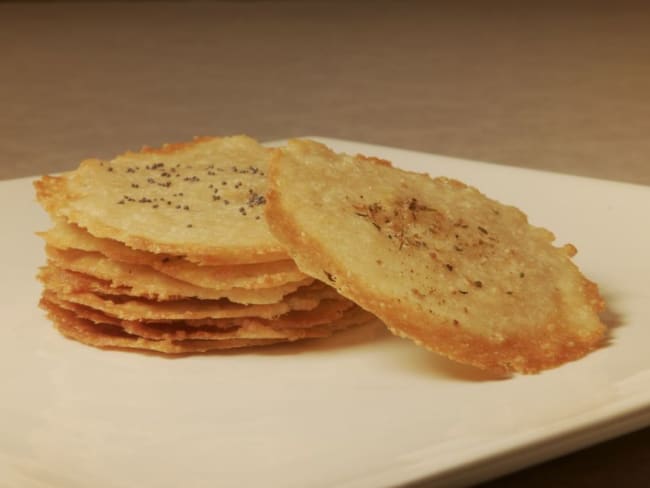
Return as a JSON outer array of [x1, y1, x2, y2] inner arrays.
[[44, 246, 313, 305], [34, 135, 289, 264], [265, 139, 606, 374], [41, 299, 373, 354], [40, 220, 308, 289]]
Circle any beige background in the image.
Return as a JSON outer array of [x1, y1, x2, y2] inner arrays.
[[2, 1, 649, 486]]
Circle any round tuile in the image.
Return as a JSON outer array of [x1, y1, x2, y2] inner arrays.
[[34, 135, 289, 264], [265, 139, 607, 374]]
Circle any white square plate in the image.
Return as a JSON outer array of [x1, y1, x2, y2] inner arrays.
[[2, 137, 650, 488]]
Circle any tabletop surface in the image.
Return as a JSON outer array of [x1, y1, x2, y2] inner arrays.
[[2, 1, 649, 486]]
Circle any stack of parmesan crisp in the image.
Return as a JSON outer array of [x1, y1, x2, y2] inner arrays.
[[35, 136, 373, 354], [35, 134, 606, 374]]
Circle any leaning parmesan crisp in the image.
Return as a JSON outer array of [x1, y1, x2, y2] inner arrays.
[[265, 139, 606, 374]]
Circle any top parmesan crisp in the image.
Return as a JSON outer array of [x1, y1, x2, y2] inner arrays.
[[265, 139, 606, 374], [35, 135, 288, 264]]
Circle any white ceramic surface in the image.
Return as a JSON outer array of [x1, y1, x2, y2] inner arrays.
[[2, 137, 649, 488]]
